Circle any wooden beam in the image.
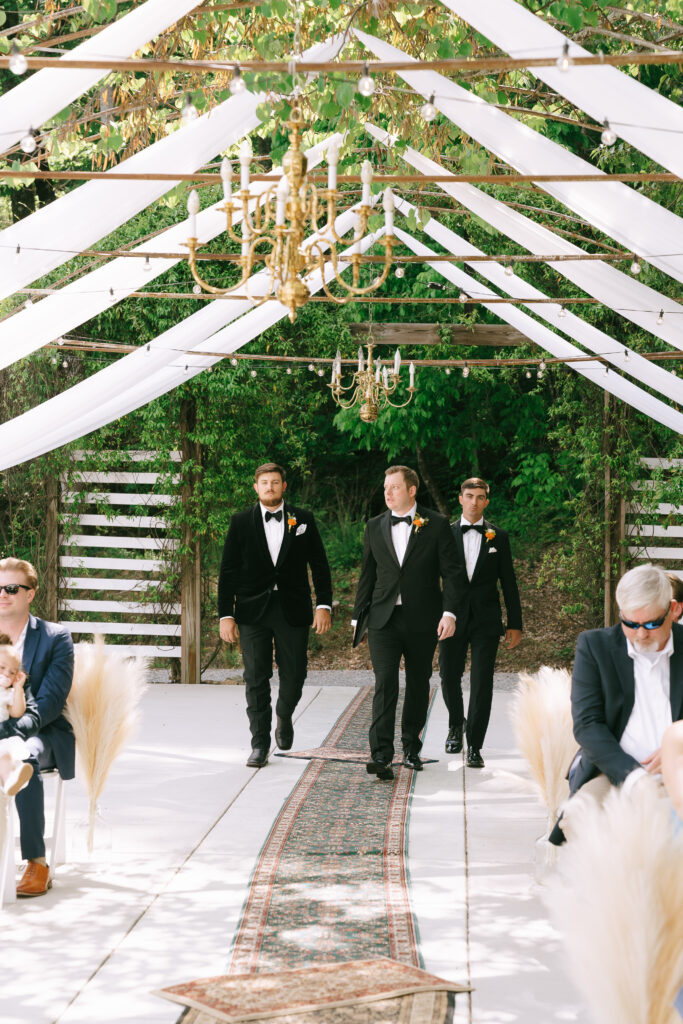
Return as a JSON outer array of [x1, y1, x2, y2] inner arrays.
[[348, 323, 525, 346]]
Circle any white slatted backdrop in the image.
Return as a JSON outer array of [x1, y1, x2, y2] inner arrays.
[[627, 458, 683, 582], [59, 450, 182, 658]]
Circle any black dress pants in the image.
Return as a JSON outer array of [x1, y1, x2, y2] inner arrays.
[[238, 591, 309, 748], [439, 622, 500, 750], [368, 607, 437, 762]]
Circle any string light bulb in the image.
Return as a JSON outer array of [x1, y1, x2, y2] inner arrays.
[[657, 309, 664, 325], [539, 360, 546, 372], [462, 363, 470, 378], [537, 368, 544, 380], [20, 128, 37, 155], [630, 256, 641, 275], [143, 255, 151, 272], [14, 245, 20, 264], [395, 265, 405, 279], [459, 291, 468, 304], [525, 370, 532, 379], [358, 64, 375, 97], [308, 363, 314, 371], [504, 264, 514, 277], [600, 119, 617, 146], [9, 43, 28, 75], [181, 94, 198, 124], [231, 357, 238, 366], [230, 66, 246, 95], [556, 41, 573, 72], [445, 367, 451, 375], [193, 284, 202, 295], [624, 349, 630, 361], [558, 305, 567, 318], [250, 369, 257, 377], [420, 94, 437, 122]]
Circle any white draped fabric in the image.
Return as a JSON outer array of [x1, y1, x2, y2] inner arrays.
[[0, 212, 382, 470], [365, 124, 683, 351], [440, 0, 683, 178], [0, 34, 343, 307], [0, 0, 202, 156], [355, 30, 683, 286], [392, 225, 683, 434], [393, 195, 683, 404], [0, 132, 341, 371]]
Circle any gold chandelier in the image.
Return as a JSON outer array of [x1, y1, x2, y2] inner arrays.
[[328, 334, 416, 423], [184, 100, 395, 322]]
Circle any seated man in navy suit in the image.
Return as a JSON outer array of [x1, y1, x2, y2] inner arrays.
[[550, 563, 683, 845], [0, 557, 74, 896]]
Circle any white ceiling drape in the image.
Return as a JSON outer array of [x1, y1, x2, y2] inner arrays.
[[393, 223, 683, 434], [365, 124, 683, 351], [392, 195, 683, 404], [0, 132, 342, 371], [0, 211, 383, 470], [0, 0, 203, 156], [355, 29, 683, 287], [440, 0, 683, 178]]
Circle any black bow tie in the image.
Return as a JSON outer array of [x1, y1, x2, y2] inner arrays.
[[391, 515, 413, 526], [461, 523, 485, 534], [265, 510, 283, 523]]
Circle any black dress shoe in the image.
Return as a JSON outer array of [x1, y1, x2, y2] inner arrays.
[[275, 715, 294, 750], [445, 726, 463, 754], [466, 747, 484, 768], [246, 748, 268, 768], [366, 757, 395, 781], [402, 752, 424, 771]]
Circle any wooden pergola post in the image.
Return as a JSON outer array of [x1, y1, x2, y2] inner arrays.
[[180, 399, 201, 684], [44, 474, 59, 622]]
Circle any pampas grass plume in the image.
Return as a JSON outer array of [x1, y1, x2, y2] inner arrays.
[[546, 781, 683, 1024], [509, 666, 576, 826], [66, 637, 146, 851]]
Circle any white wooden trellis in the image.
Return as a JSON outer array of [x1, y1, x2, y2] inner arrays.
[[626, 457, 683, 582], [59, 451, 182, 658]]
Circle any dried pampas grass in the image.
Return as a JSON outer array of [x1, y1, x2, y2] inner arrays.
[[509, 666, 576, 826], [66, 637, 146, 851], [546, 780, 683, 1024]]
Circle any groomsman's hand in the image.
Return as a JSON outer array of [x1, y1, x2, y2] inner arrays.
[[220, 617, 239, 644], [313, 608, 332, 635], [505, 628, 522, 649], [437, 615, 455, 640]]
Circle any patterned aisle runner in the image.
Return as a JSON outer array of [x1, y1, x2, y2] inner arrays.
[[228, 686, 434, 974]]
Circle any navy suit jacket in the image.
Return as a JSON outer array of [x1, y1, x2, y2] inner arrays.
[[570, 621, 683, 792], [0, 615, 76, 779]]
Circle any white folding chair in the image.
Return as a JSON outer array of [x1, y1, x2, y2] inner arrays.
[[0, 769, 67, 906]]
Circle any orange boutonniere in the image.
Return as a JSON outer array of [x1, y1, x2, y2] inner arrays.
[[485, 528, 496, 542], [287, 515, 297, 532], [413, 514, 429, 534]]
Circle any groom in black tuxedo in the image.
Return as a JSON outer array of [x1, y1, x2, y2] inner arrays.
[[439, 477, 522, 768], [218, 463, 332, 767], [352, 465, 459, 780]]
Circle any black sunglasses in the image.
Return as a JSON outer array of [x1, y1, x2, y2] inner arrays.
[[0, 584, 31, 595], [620, 610, 670, 631]]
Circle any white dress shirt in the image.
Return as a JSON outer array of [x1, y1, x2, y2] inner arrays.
[[391, 503, 416, 607], [261, 502, 285, 565], [461, 515, 484, 581], [620, 631, 673, 791], [13, 621, 28, 662]]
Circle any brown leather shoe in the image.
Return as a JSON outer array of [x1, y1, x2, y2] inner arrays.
[[16, 860, 51, 898]]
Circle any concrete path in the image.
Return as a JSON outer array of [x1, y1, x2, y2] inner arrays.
[[2, 678, 587, 1024]]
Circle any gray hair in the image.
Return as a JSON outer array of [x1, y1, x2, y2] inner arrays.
[[616, 564, 672, 616]]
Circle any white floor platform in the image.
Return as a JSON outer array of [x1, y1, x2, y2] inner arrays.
[[2, 682, 588, 1024]]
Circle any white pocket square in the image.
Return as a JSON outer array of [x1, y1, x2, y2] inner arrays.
[[487, 546, 497, 553], [296, 523, 307, 536]]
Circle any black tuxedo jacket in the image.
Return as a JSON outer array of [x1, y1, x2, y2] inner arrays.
[[218, 503, 332, 627], [450, 519, 522, 636], [352, 505, 459, 632], [570, 621, 683, 792], [0, 614, 75, 780]]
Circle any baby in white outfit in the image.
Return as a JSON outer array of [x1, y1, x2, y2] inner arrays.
[[0, 643, 33, 796]]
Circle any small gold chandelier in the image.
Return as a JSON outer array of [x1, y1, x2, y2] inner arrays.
[[328, 337, 416, 423], [184, 100, 395, 322]]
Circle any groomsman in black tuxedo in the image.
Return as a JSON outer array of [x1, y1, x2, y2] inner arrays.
[[352, 466, 459, 780], [218, 463, 332, 768], [439, 477, 522, 768]]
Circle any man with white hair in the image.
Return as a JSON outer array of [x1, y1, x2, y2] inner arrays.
[[550, 563, 683, 844]]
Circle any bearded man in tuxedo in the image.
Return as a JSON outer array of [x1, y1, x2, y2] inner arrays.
[[218, 463, 332, 768], [352, 465, 459, 781], [439, 477, 522, 768]]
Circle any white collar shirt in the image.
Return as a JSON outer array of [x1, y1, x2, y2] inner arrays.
[[620, 631, 673, 766], [460, 515, 484, 581], [261, 502, 285, 566], [14, 620, 28, 664]]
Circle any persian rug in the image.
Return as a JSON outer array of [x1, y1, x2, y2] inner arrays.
[[157, 957, 467, 1023]]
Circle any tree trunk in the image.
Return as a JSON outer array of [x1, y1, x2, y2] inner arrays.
[[180, 399, 201, 684], [415, 444, 451, 517]]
